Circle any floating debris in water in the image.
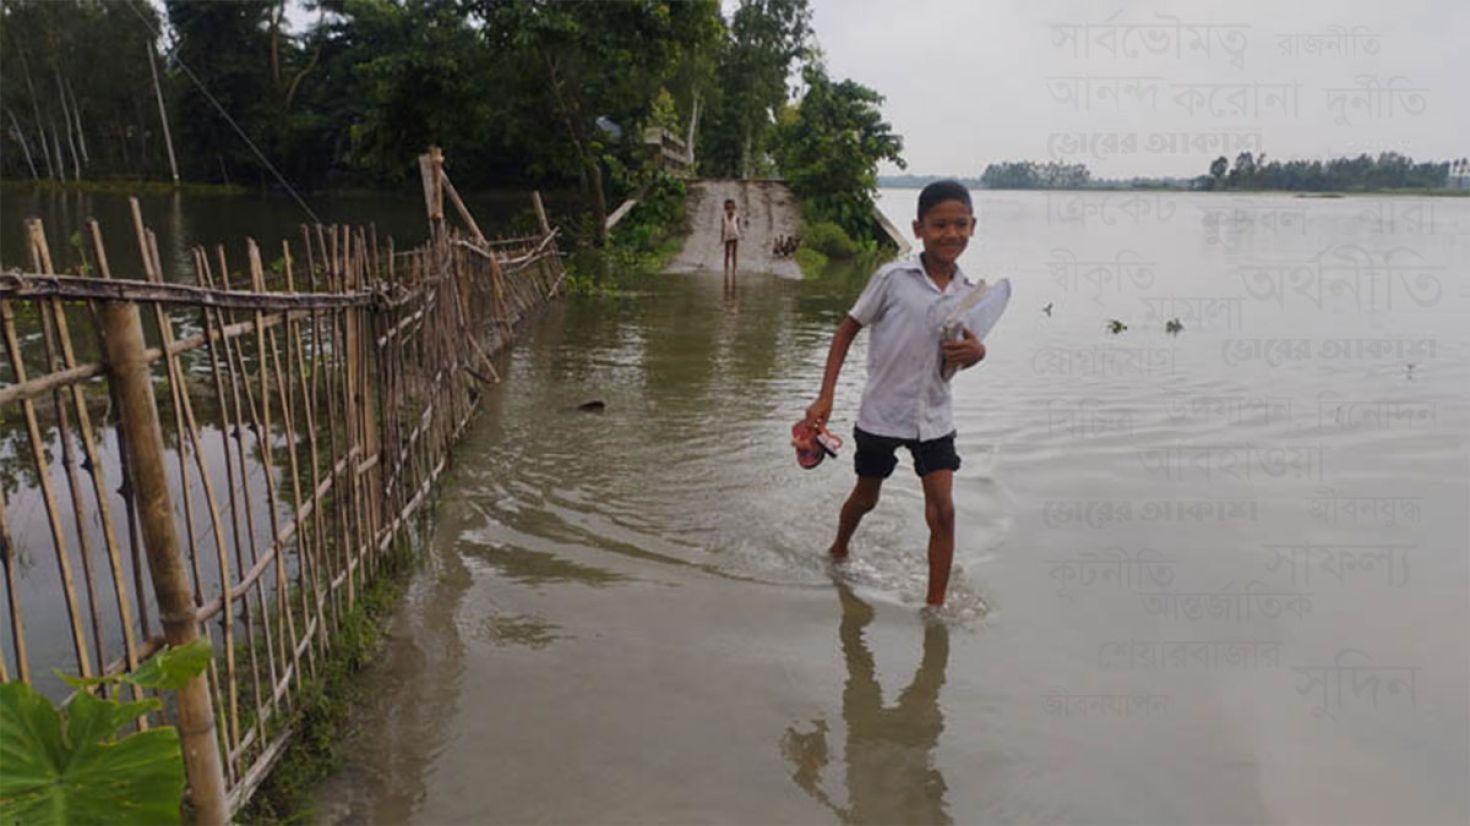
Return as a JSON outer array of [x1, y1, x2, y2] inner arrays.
[[576, 400, 606, 412], [1107, 319, 1128, 334], [1165, 318, 1183, 335], [1042, 302, 1053, 317]]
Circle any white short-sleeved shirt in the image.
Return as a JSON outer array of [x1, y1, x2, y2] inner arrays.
[[848, 257, 979, 441]]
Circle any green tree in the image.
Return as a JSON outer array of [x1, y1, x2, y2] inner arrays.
[[699, 0, 811, 179], [476, 0, 721, 244], [0, 0, 170, 180], [164, 0, 281, 183], [1208, 155, 1228, 189], [771, 62, 904, 240]]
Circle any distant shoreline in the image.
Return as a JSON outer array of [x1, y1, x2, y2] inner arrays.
[[877, 181, 1469, 197]]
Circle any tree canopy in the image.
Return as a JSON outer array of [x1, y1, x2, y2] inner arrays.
[[0, 0, 908, 246]]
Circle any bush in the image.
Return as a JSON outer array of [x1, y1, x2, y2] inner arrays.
[[802, 220, 860, 259], [794, 246, 829, 278]]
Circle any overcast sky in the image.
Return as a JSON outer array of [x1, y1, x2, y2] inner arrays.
[[808, 0, 1469, 179], [270, 0, 1467, 180]]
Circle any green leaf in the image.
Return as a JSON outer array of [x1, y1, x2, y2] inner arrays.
[[124, 638, 214, 691], [0, 682, 182, 825]]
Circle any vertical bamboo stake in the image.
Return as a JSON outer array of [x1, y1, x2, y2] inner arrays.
[[1, 292, 92, 679], [200, 248, 274, 733], [302, 226, 339, 632], [283, 243, 330, 653], [0, 494, 29, 683], [264, 240, 319, 675], [137, 218, 238, 782], [213, 245, 284, 716], [95, 285, 229, 826], [532, 190, 552, 238], [316, 228, 349, 610], [58, 224, 146, 691], [34, 267, 109, 681], [247, 240, 304, 694]]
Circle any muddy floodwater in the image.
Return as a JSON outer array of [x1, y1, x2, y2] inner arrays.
[[4, 188, 1467, 823], [305, 190, 1470, 824]]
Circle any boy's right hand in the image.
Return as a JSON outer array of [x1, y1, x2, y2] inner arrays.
[[805, 395, 833, 429]]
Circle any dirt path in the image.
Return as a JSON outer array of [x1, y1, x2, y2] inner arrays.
[[664, 179, 803, 279]]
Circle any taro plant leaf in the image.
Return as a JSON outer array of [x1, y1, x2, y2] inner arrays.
[[0, 681, 183, 825], [56, 638, 213, 692], [125, 638, 213, 690]]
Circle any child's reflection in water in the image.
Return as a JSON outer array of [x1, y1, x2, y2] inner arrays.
[[782, 582, 951, 825]]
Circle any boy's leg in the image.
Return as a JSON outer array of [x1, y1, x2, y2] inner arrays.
[[829, 475, 883, 559], [919, 469, 956, 605]]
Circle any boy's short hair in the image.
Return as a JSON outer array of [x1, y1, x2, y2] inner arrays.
[[917, 180, 972, 219], [724, 198, 736, 207]]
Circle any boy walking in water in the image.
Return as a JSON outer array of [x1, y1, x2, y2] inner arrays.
[[804, 180, 986, 607], [720, 197, 742, 281]]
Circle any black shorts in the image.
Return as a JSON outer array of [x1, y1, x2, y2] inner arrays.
[[853, 427, 961, 479]]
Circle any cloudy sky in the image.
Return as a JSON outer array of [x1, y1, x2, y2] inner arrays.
[[808, 0, 1469, 179]]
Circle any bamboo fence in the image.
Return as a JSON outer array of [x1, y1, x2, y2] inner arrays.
[[0, 149, 565, 819]]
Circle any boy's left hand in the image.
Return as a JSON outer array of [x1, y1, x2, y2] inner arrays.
[[943, 327, 986, 370]]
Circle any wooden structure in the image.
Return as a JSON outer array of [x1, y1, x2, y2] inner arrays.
[[0, 149, 564, 820], [643, 126, 693, 176]]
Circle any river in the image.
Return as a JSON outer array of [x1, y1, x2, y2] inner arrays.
[[3, 188, 1468, 822]]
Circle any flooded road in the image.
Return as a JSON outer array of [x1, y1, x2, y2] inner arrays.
[[313, 190, 1468, 824], [5, 186, 1462, 822]]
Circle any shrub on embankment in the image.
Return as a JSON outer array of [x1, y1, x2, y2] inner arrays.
[[565, 173, 687, 293], [772, 62, 904, 257]]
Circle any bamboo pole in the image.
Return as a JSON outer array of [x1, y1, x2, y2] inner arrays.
[[31, 231, 109, 681], [94, 279, 229, 826], [246, 240, 304, 697], [532, 190, 552, 238], [191, 248, 252, 764], [283, 241, 331, 653], [266, 240, 322, 672], [199, 250, 273, 745], [133, 210, 241, 781], [213, 245, 285, 718], [148, 44, 180, 187], [0, 493, 29, 683], [1, 292, 92, 678], [52, 223, 145, 698]]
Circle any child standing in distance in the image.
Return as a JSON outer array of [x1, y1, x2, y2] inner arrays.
[[804, 180, 986, 607], [720, 197, 742, 281]]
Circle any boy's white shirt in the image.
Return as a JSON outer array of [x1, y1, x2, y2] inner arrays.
[[847, 256, 979, 441]]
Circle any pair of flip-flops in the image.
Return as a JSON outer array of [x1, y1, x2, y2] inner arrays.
[[791, 420, 843, 469]]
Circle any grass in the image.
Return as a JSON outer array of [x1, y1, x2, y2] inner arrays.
[[237, 540, 417, 824]]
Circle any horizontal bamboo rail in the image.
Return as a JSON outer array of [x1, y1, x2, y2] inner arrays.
[[0, 150, 566, 821]]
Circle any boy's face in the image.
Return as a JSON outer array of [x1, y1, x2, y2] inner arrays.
[[912, 200, 975, 267], [724, 202, 735, 214]]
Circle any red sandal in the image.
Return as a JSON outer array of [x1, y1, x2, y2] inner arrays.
[[791, 420, 843, 469]]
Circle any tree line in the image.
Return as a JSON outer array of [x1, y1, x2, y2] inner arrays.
[[1200, 151, 1456, 192], [0, 0, 903, 245], [954, 152, 1458, 191]]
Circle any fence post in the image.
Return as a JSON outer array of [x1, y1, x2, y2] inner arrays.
[[531, 190, 552, 238], [97, 297, 230, 825]]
